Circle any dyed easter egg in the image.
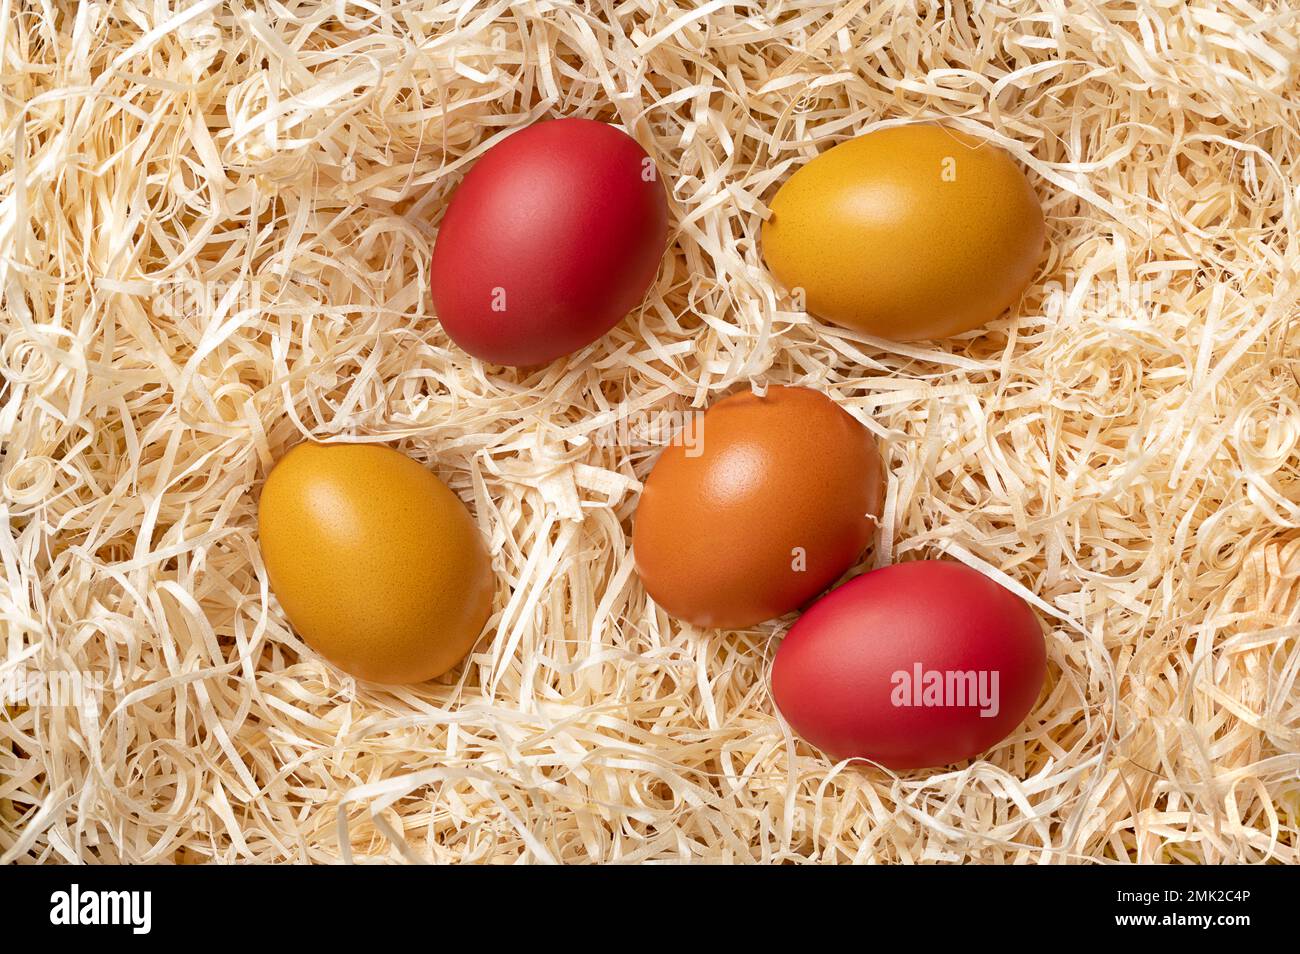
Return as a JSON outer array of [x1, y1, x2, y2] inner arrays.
[[257, 442, 494, 684], [633, 386, 883, 629], [430, 117, 669, 366], [772, 560, 1046, 770], [762, 124, 1045, 340]]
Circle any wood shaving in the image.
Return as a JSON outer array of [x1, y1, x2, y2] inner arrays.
[[1, 2, 1298, 863]]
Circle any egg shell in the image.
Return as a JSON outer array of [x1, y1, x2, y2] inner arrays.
[[257, 443, 495, 684], [430, 117, 669, 366], [762, 124, 1045, 341], [772, 560, 1046, 770], [632, 386, 883, 629]]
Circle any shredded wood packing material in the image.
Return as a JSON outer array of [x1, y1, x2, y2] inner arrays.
[[1, 2, 1298, 864]]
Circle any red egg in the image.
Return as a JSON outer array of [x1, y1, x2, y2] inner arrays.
[[772, 560, 1046, 770], [429, 117, 669, 366]]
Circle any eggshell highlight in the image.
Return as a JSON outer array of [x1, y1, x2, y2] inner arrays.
[[762, 124, 1045, 341], [430, 117, 669, 366], [257, 442, 495, 684], [632, 386, 883, 629], [772, 560, 1046, 770]]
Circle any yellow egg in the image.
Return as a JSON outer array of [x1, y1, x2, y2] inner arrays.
[[257, 442, 494, 684], [762, 124, 1046, 341]]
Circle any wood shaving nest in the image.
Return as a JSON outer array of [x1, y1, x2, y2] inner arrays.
[[1, 1, 1298, 865]]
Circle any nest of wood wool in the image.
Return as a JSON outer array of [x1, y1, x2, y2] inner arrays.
[[1, 2, 1297, 863]]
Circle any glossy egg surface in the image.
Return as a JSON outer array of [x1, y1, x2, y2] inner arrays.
[[257, 442, 494, 684], [633, 386, 883, 629], [762, 124, 1045, 340], [772, 560, 1046, 769], [430, 117, 669, 366]]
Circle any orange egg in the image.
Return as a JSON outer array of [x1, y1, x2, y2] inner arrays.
[[632, 386, 884, 629], [762, 124, 1045, 340], [257, 442, 494, 684]]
